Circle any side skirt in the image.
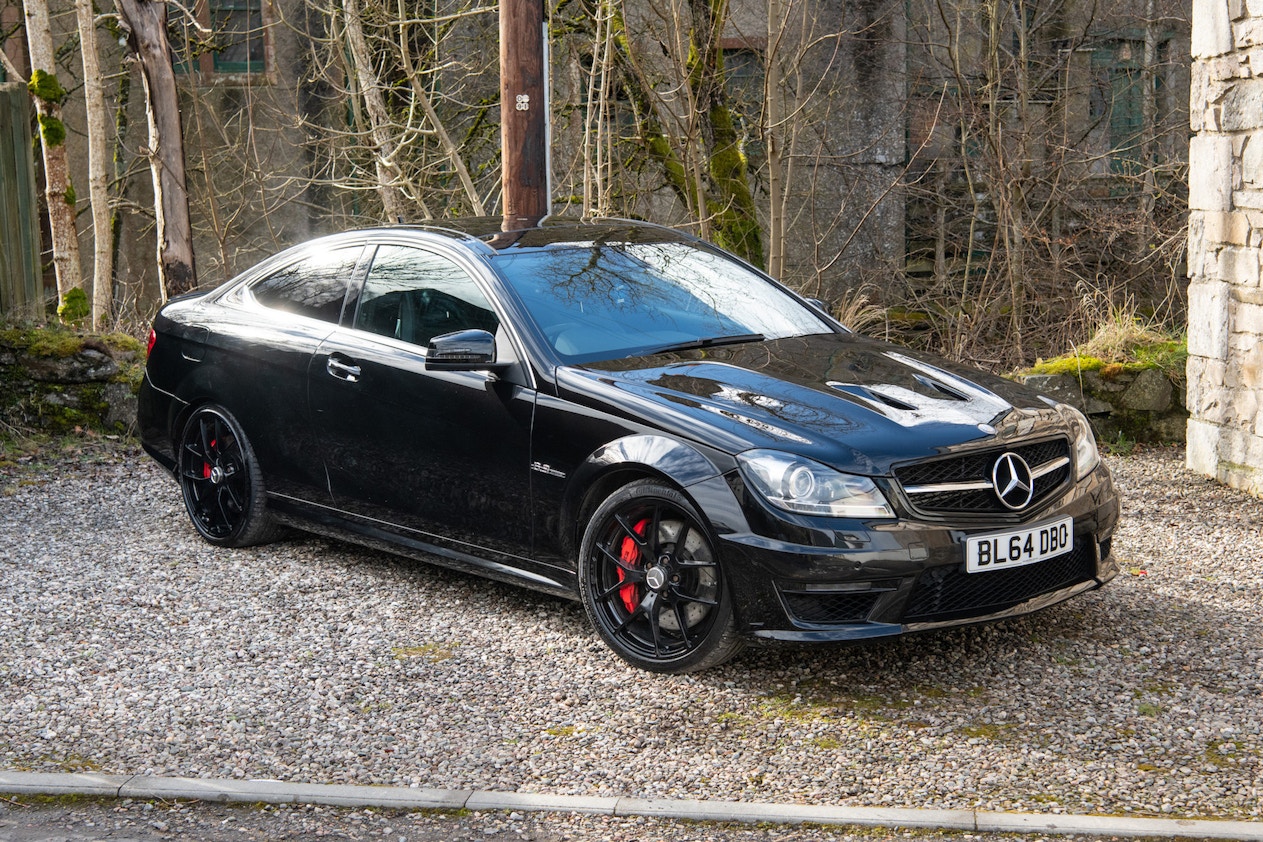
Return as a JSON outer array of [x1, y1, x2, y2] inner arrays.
[[267, 494, 578, 600]]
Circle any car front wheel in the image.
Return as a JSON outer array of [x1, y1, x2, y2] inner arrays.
[[579, 480, 743, 673], [177, 405, 283, 548]]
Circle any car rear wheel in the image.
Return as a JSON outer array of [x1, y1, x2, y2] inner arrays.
[[579, 480, 743, 673], [178, 405, 283, 547]]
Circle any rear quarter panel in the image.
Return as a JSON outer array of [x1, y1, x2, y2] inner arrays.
[[146, 296, 335, 504]]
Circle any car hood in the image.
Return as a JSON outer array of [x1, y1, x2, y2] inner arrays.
[[558, 333, 1067, 475]]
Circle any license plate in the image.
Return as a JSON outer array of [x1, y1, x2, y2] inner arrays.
[[965, 517, 1073, 574]]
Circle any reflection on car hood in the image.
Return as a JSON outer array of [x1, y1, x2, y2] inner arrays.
[[561, 333, 1066, 475]]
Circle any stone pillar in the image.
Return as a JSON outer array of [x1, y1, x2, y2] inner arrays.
[[1186, 0, 1263, 497]]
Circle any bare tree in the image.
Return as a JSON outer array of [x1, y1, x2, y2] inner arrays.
[[550, 0, 914, 304], [74, 0, 113, 326], [342, 0, 413, 221], [765, 0, 787, 281], [116, 0, 197, 298], [270, 0, 498, 225], [552, 0, 763, 266], [23, 0, 83, 316], [899, 0, 1189, 367]]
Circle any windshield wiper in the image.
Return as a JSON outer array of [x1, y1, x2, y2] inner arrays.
[[640, 333, 766, 356]]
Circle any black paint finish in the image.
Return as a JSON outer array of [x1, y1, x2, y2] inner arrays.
[[140, 218, 1120, 658]]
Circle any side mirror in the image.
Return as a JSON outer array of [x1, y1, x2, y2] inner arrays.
[[425, 329, 503, 371]]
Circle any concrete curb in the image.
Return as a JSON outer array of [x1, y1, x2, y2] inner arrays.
[[2, 772, 1261, 840]]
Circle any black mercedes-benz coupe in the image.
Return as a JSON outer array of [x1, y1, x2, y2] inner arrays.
[[139, 218, 1119, 672]]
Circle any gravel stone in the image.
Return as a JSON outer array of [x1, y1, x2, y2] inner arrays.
[[1, 443, 1259, 821]]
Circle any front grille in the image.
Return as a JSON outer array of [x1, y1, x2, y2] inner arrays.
[[895, 439, 1071, 516], [781, 591, 882, 625], [902, 540, 1096, 623]]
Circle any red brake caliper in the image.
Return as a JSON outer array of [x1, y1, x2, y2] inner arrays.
[[617, 518, 650, 613], [202, 438, 216, 479]]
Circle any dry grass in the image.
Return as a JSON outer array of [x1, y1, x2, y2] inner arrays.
[[1076, 308, 1177, 364], [832, 284, 888, 333]]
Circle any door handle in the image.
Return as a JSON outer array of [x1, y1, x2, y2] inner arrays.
[[326, 356, 362, 382]]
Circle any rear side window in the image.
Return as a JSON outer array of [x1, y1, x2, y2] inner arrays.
[[250, 246, 363, 322]]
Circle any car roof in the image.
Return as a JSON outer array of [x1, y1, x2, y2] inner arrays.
[[361, 217, 696, 254]]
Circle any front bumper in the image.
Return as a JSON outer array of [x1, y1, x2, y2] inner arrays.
[[715, 464, 1120, 643]]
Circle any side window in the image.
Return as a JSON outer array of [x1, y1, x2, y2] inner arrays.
[[250, 246, 362, 322], [354, 246, 499, 347]]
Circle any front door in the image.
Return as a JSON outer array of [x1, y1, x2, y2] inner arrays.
[[308, 244, 537, 562]]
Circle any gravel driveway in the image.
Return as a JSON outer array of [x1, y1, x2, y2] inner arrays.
[[1, 443, 1259, 821]]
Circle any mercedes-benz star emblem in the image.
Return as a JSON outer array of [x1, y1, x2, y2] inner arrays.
[[645, 567, 667, 591], [992, 452, 1034, 510]]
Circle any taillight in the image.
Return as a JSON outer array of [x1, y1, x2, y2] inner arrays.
[[146, 328, 157, 358]]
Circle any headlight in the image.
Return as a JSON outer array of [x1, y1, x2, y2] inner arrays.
[[1057, 403, 1100, 480], [738, 450, 895, 518]]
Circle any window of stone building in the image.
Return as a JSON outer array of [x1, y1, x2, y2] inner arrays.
[[575, 54, 636, 141], [210, 0, 265, 73], [721, 46, 765, 166], [168, 0, 267, 80], [1088, 37, 1172, 178]]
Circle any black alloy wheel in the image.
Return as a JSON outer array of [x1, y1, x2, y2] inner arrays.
[[178, 405, 282, 547], [579, 480, 743, 673]]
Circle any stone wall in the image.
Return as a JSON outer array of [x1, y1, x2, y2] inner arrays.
[[1021, 368, 1189, 445], [0, 331, 143, 436], [1186, 0, 1263, 496]]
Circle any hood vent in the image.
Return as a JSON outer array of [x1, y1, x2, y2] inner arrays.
[[913, 373, 969, 402], [827, 382, 918, 413]]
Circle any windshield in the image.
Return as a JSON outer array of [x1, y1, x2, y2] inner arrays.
[[493, 241, 834, 363]]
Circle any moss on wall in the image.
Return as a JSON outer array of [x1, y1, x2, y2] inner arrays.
[[0, 325, 144, 437], [1017, 339, 1189, 444], [1027, 338, 1187, 381]]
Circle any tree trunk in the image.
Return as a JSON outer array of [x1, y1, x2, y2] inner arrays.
[[766, 0, 785, 280], [933, 160, 947, 283], [582, 0, 614, 215], [75, 0, 114, 327], [342, 0, 410, 222], [685, 0, 763, 266], [601, 0, 762, 266], [109, 68, 132, 309], [395, 0, 484, 215], [116, 0, 197, 299], [1139, 0, 1157, 248], [23, 0, 83, 316]]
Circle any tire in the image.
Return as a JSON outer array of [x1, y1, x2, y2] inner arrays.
[[578, 480, 744, 673], [177, 405, 284, 548]]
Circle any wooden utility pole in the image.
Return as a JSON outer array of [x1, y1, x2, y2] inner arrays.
[[500, 0, 548, 221]]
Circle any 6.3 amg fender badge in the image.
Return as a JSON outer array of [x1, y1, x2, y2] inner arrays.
[[992, 452, 1035, 510]]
